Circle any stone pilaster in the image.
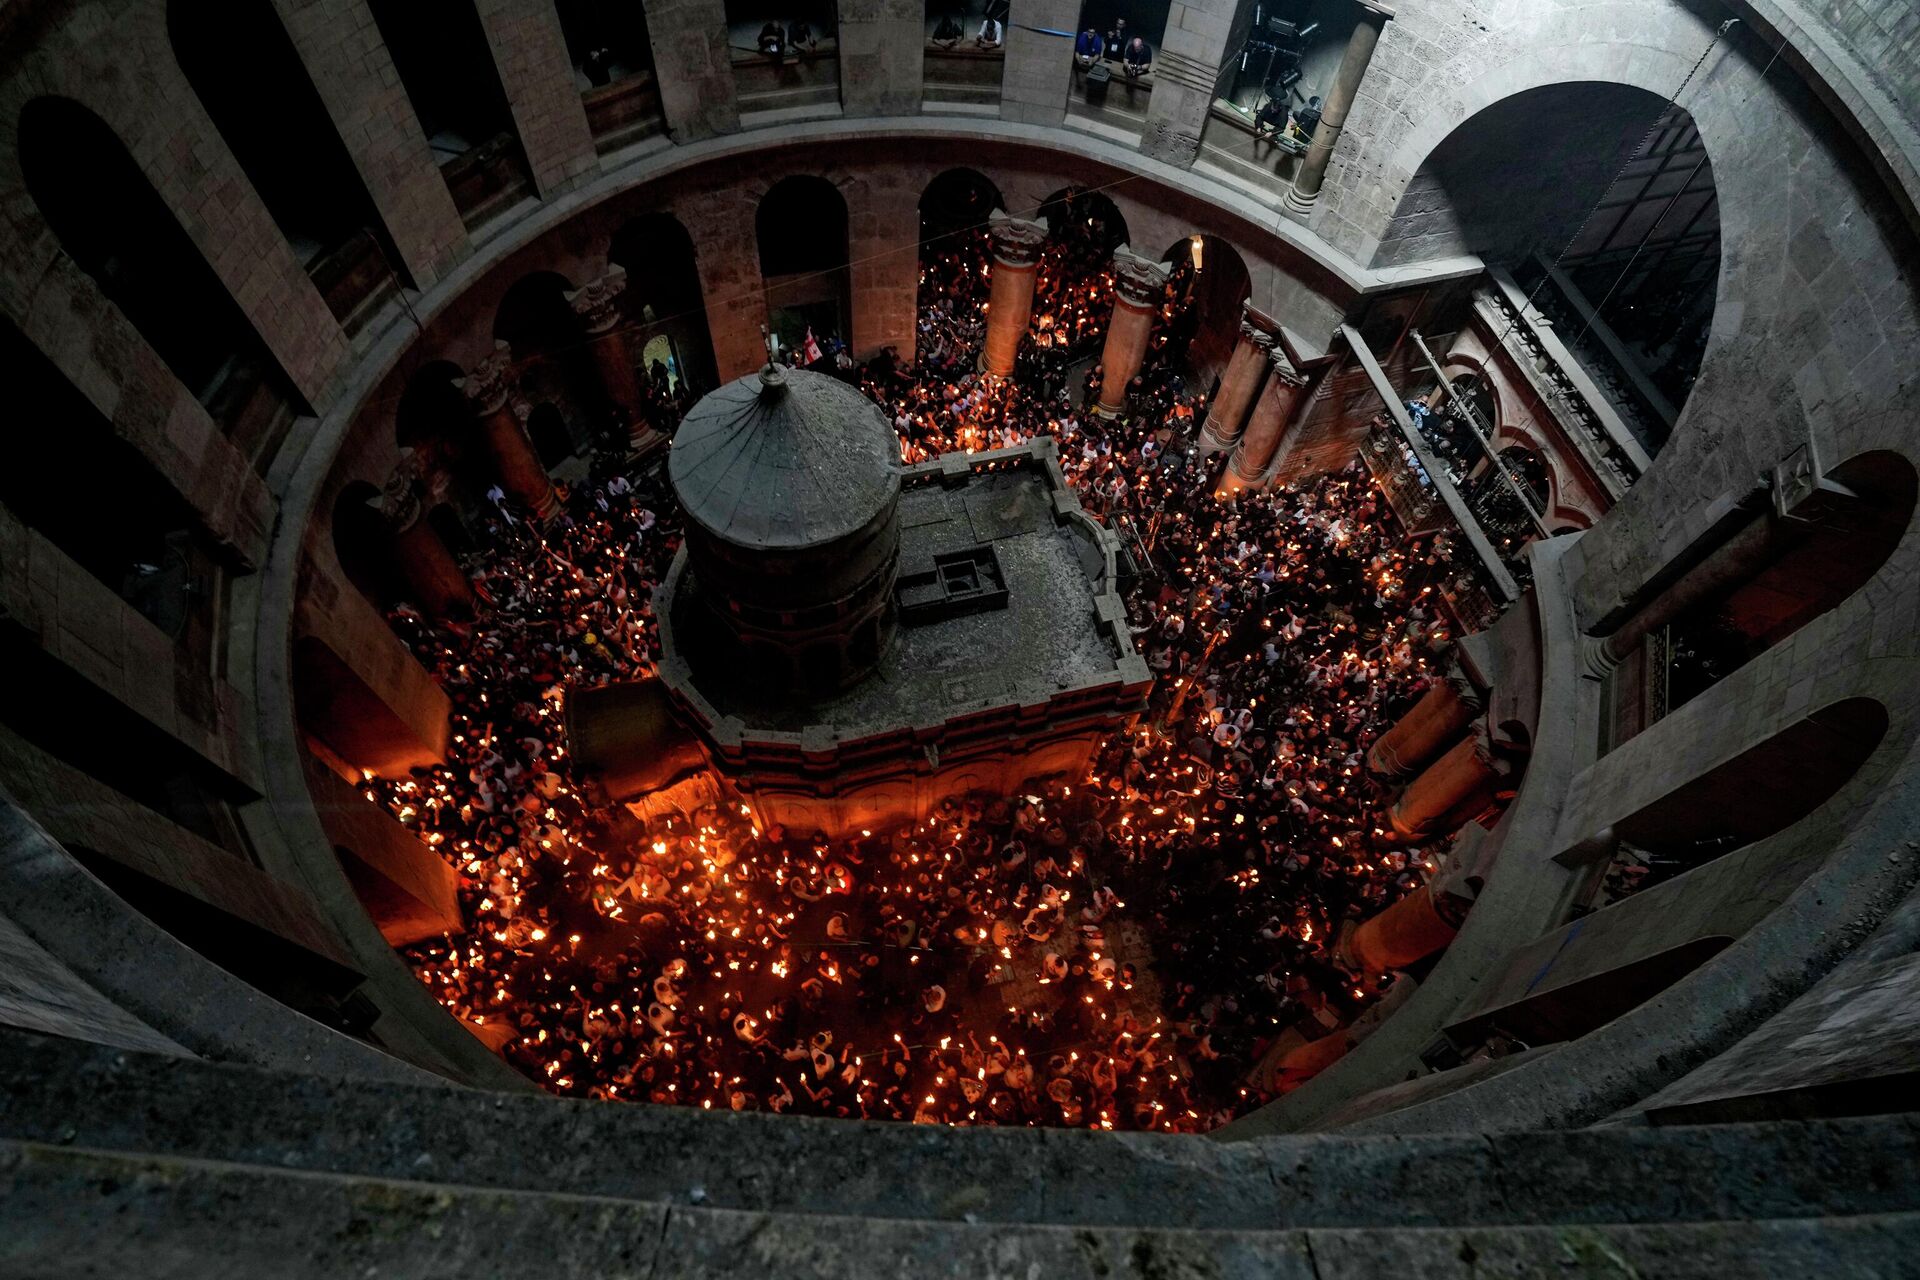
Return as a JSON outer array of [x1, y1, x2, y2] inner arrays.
[[1139, 0, 1239, 169], [837, 0, 924, 117]]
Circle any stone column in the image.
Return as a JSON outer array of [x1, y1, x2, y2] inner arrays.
[[643, 0, 740, 141], [980, 212, 1050, 377], [1583, 507, 1781, 678], [837, 0, 924, 116], [999, 0, 1079, 126], [1284, 3, 1392, 217], [1219, 350, 1310, 493], [474, 0, 597, 196], [1338, 882, 1465, 974], [1197, 308, 1276, 454], [1388, 730, 1503, 839], [381, 455, 472, 622], [1139, 0, 1239, 168], [1367, 672, 1483, 778], [457, 343, 560, 523], [567, 267, 664, 458], [1094, 247, 1172, 417]]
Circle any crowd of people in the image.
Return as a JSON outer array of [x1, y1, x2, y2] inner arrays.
[[375, 203, 1464, 1131]]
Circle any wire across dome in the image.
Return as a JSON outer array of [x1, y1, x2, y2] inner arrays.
[[669, 365, 903, 550]]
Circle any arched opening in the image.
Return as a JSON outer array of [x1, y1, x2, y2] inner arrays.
[[292, 635, 442, 779], [554, 0, 666, 151], [18, 96, 301, 462], [0, 317, 216, 643], [1157, 233, 1251, 393], [757, 176, 850, 363], [524, 403, 576, 468], [1609, 451, 1917, 746], [1450, 697, 1891, 1051], [167, 0, 407, 328], [1380, 85, 1718, 456], [915, 169, 1003, 373], [1027, 186, 1129, 360], [725, 0, 840, 116], [364, 0, 531, 225], [427, 504, 475, 558], [610, 212, 718, 398], [331, 483, 404, 611], [920, 167, 1003, 240], [395, 361, 475, 480], [493, 271, 594, 454]]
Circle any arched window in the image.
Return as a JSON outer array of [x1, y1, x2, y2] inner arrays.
[[364, 0, 531, 222], [19, 97, 300, 453], [168, 0, 407, 324], [396, 360, 477, 486], [757, 176, 851, 362]]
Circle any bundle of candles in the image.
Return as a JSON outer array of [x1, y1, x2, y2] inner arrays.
[[372, 222, 1460, 1132]]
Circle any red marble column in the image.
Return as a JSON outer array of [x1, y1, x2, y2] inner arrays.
[[980, 211, 1049, 377], [1198, 307, 1276, 454], [457, 342, 560, 523], [1094, 247, 1171, 417], [381, 453, 472, 621], [1339, 881, 1465, 974], [1389, 730, 1503, 839], [1218, 350, 1309, 494], [1367, 674, 1483, 778], [567, 266, 664, 458]]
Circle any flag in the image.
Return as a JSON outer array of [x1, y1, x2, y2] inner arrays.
[[802, 327, 824, 365]]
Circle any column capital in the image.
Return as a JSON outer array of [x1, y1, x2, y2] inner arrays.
[[566, 266, 629, 334], [379, 450, 425, 532], [987, 210, 1050, 268], [1110, 244, 1171, 310], [1240, 318, 1278, 350], [455, 341, 517, 416], [1267, 348, 1310, 387]]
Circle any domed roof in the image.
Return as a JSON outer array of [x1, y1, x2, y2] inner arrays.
[[669, 365, 902, 550]]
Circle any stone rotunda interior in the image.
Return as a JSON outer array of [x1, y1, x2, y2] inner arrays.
[[4, 0, 1920, 1273]]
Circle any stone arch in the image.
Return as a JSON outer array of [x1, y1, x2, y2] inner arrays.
[[395, 360, 474, 477], [1454, 696, 1891, 1050], [329, 482, 401, 613], [493, 271, 595, 447], [919, 167, 1004, 239], [1038, 185, 1129, 260], [757, 174, 852, 360], [17, 95, 308, 447], [610, 211, 719, 392], [1157, 233, 1252, 390], [1655, 450, 1917, 716]]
